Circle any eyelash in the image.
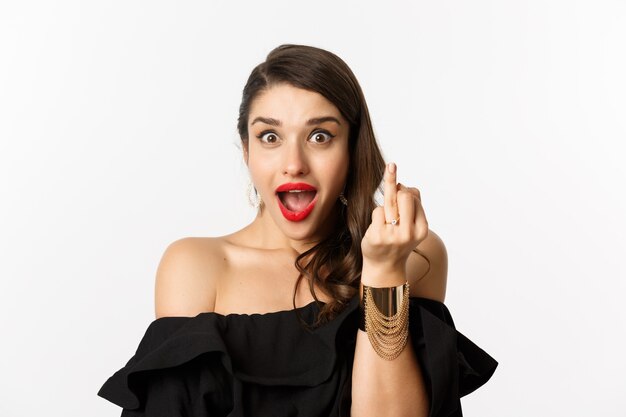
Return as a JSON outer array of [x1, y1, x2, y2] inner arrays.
[[255, 129, 336, 144], [309, 130, 336, 144]]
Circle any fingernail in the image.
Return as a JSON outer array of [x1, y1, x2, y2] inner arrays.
[[388, 162, 396, 174]]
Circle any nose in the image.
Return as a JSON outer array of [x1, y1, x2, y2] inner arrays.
[[282, 140, 309, 177]]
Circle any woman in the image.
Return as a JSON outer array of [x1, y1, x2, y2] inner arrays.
[[98, 44, 497, 417]]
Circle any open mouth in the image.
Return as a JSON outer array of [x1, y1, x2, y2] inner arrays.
[[274, 183, 318, 222], [277, 190, 317, 212]]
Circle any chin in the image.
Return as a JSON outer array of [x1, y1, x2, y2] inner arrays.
[[279, 219, 322, 242], [266, 191, 340, 241], [269, 209, 325, 243]]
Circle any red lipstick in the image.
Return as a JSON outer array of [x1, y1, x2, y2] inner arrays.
[[275, 183, 318, 222]]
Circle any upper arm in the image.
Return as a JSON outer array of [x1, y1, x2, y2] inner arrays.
[[154, 237, 219, 319], [406, 229, 448, 302]]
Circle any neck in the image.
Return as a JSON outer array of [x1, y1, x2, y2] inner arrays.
[[244, 205, 342, 254]]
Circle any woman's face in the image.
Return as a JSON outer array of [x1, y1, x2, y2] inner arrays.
[[245, 83, 350, 243]]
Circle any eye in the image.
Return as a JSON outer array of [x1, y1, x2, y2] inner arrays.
[[257, 131, 279, 144], [308, 130, 335, 144]]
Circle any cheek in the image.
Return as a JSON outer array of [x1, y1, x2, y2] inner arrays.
[[248, 163, 269, 189], [335, 141, 350, 181], [246, 143, 271, 183], [246, 156, 267, 191], [319, 149, 349, 190]]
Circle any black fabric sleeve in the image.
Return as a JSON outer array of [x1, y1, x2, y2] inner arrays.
[[409, 297, 498, 417]]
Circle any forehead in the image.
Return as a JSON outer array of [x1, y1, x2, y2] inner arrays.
[[248, 83, 344, 125]]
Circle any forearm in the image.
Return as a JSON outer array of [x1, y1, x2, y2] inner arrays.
[[351, 331, 428, 416], [351, 268, 429, 417]]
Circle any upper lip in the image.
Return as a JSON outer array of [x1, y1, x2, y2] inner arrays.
[[275, 182, 317, 193]]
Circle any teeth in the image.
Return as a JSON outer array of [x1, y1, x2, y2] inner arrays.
[[288, 190, 303, 193]]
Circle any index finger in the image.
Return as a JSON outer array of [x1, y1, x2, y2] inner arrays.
[[383, 162, 399, 223]]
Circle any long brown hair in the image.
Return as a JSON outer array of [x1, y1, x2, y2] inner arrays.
[[237, 44, 390, 327]]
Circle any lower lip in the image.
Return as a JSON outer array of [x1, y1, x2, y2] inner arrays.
[[277, 194, 318, 222]]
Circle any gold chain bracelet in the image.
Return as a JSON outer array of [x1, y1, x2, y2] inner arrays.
[[359, 282, 410, 361]]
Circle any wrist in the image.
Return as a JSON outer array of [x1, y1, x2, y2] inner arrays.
[[358, 280, 411, 360], [360, 261, 406, 288]]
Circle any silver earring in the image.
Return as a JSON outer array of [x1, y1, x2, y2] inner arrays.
[[247, 181, 262, 209], [339, 192, 348, 206]]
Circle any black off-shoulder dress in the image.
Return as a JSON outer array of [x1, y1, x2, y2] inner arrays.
[[98, 295, 497, 416]]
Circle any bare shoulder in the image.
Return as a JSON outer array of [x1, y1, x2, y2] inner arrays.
[[154, 237, 227, 319], [406, 228, 448, 303]]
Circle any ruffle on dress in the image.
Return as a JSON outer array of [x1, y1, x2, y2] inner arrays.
[[98, 295, 497, 417]]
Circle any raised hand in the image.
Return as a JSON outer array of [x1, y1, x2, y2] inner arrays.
[[361, 162, 429, 286]]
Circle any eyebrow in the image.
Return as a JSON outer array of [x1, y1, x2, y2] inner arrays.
[[250, 116, 342, 126], [251, 117, 281, 126], [308, 116, 342, 126]]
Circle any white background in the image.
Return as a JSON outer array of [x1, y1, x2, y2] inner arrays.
[[1, 1, 624, 416]]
